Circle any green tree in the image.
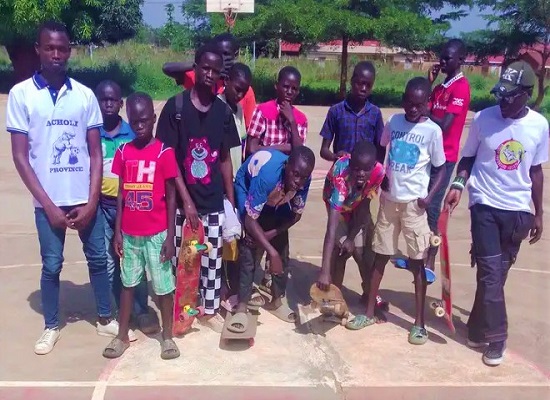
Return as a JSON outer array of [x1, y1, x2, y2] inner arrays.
[[0, 0, 143, 82], [181, 0, 471, 97], [465, 0, 550, 108]]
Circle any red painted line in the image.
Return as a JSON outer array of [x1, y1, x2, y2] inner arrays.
[[508, 349, 550, 380]]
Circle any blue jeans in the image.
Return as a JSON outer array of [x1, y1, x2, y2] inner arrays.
[[35, 206, 112, 329], [100, 205, 149, 316], [426, 161, 456, 232]]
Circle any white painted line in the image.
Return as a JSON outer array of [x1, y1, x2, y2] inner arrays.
[[0, 380, 548, 388], [0, 261, 86, 270], [294, 256, 550, 275], [91, 354, 121, 400]]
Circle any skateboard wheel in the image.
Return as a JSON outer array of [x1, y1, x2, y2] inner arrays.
[[196, 306, 205, 316], [435, 307, 445, 318], [186, 246, 198, 257], [430, 235, 442, 247], [249, 338, 255, 347], [205, 242, 213, 253]]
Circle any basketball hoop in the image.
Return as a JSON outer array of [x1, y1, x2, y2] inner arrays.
[[206, 0, 254, 31], [224, 8, 237, 31]]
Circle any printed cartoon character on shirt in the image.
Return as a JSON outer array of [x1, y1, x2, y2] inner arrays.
[[495, 139, 525, 170], [184, 137, 219, 184]]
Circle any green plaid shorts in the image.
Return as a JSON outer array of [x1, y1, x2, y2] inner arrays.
[[121, 230, 175, 296]]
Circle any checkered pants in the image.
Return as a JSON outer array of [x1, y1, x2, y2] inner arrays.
[[173, 209, 225, 315]]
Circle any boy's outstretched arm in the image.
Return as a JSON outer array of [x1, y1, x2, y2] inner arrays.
[[429, 112, 456, 133], [320, 138, 344, 162], [175, 171, 199, 230], [114, 179, 124, 258], [529, 164, 544, 244], [162, 61, 194, 83], [161, 178, 176, 263], [244, 215, 284, 275], [317, 208, 340, 290], [419, 164, 445, 209], [443, 156, 475, 213]]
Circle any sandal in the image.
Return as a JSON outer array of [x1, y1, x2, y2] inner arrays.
[[258, 276, 272, 296], [160, 338, 180, 360], [264, 300, 296, 323], [247, 291, 265, 311], [345, 315, 377, 330], [227, 312, 248, 333], [198, 313, 225, 333], [408, 325, 429, 345], [103, 338, 130, 359]]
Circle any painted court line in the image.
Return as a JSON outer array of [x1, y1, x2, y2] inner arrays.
[[0, 261, 87, 270], [295, 255, 550, 275], [0, 381, 548, 388], [91, 358, 121, 400]]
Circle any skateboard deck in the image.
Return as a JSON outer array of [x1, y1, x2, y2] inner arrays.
[[220, 311, 259, 347], [173, 220, 212, 337], [430, 209, 455, 334], [309, 284, 350, 326]]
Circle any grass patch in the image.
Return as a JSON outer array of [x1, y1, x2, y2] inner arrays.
[[1, 41, 549, 119]]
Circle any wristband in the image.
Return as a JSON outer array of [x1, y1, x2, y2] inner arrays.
[[450, 182, 464, 191]]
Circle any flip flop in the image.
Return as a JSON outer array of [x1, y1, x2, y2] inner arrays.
[[102, 338, 130, 359], [227, 312, 248, 333], [160, 338, 180, 360], [247, 291, 265, 311], [408, 325, 429, 345], [265, 301, 296, 323], [345, 315, 377, 330], [393, 258, 437, 285]]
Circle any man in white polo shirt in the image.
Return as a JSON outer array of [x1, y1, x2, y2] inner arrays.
[[444, 61, 548, 366], [7, 21, 121, 355]]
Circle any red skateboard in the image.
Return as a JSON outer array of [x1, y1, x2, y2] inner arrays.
[[173, 220, 212, 336], [430, 209, 455, 334]]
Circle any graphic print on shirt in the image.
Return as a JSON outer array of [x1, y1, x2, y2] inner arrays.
[[50, 131, 84, 174], [184, 137, 219, 184], [495, 139, 525, 170], [123, 160, 156, 211], [389, 130, 423, 173]]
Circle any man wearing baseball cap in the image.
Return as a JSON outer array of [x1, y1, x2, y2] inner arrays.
[[443, 60, 548, 366]]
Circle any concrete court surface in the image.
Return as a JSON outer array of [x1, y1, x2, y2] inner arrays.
[[0, 95, 549, 400]]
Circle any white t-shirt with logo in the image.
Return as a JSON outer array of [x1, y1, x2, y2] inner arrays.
[[381, 114, 446, 202], [6, 75, 103, 207], [462, 106, 549, 212]]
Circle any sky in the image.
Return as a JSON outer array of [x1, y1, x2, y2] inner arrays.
[[141, 1, 489, 37]]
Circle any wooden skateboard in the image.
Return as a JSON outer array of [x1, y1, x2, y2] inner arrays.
[[430, 209, 455, 334], [220, 311, 259, 347], [173, 220, 213, 337], [309, 283, 350, 326]]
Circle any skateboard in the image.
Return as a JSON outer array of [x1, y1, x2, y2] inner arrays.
[[220, 311, 259, 347], [173, 220, 213, 336], [430, 209, 455, 334], [309, 284, 350, 326]]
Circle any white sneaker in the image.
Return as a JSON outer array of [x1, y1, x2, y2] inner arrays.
[[35, 328, 60, 355], [96, 320, 137, 342]]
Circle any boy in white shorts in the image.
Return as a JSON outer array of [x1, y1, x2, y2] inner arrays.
[[346, 77, 446, 346]]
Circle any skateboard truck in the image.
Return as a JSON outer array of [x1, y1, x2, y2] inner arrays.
[[185, 241, 213, 257]]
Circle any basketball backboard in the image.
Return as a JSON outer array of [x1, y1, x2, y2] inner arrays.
[[206, 0, 254, 13]]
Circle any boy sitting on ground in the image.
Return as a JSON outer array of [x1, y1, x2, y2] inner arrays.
[[346, 78, 446, 346]]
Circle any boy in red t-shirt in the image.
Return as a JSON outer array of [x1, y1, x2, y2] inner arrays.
[[426, 38, 471, 271], [102, 92, 181, 360]]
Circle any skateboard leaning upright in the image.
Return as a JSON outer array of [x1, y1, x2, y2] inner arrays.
[[310, 283, 350, 326], [173, 220, 212, 336], [430, 209, 455, 334]]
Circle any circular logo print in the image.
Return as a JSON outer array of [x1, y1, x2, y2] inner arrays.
[[495, 139, 525, 170]]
